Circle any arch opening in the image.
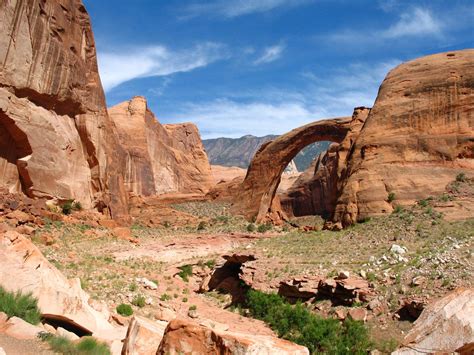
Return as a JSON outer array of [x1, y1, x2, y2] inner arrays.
[[232, 116, 354, 223]]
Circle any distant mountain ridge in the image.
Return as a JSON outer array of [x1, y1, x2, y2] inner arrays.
[[203, 135, 330, 171]]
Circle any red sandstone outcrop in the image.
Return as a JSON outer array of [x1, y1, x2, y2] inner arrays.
[[108, 97, 212, 196], [157, 318, 310, 355], [333, 49, 474, 226], [393, 288, 474, 354], [0, 0, 128, 220], [0, 231, 125, 345], [236, 50, 474, 226]]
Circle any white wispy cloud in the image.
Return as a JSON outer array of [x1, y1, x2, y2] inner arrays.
[[326, 7, 443, 45], [383, 8, 441, 38], [163, 60, 401, 139], [98, 42, 226, 92], [182, 0, 313, 19], [254, 44, 286, 65]]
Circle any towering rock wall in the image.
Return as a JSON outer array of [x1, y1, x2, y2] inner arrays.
[[0, 0, 128, 219], [108, 97, 213, 196], [333, 49, 474, 226]]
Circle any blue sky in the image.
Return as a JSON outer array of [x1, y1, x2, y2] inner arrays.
[[83, 0, 474, 139]]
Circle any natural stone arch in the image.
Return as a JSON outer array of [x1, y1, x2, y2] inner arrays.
[[232, 116, 353, 222]]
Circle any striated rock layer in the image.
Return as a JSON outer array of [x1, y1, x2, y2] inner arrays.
[[108, 97, 213, 196], [333, 49, 474, 227], [236, 50, 474, 226], [0, 0, 128, 219]]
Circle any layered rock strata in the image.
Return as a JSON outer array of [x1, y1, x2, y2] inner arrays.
[[0, 0, 128, 219], [108, 97, 213, 196], [237, 50, 474, 226]]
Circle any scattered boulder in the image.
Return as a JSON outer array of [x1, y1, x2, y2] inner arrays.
[[347, 308, 368, 322], [57, 327, 80, 341], [278, 276, 321, 300], [157, 319, 309, 355], [318, 276, 374, 305], [393, 288, 474, 354], [0, 231, 120, 340], [121, 316, 168, 355], [0, 317, 43, 340], [390, 244, 407, 255], [136, 277, 158, 290]]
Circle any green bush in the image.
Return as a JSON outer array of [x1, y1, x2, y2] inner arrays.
[[387, 192, 396, 203], [44, 335, 110, 355], [0, 286, 41, 325], [178, 264, 193, 282], [257, 223, 272, 233], [245, 290, 372, 354], [246, 223, 256, 232], [61, 200, 74, 215], [197, 221, 206, 231], [131, 295, 146, 308], [456, 172, 466, 182], [116, 304, 133, 317]]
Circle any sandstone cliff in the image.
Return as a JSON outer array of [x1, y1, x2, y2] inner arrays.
[[237, 50, 473, 226], [0, 0, 128, 219], [333, 49, 474, 226], [108, 97, 213, 196]]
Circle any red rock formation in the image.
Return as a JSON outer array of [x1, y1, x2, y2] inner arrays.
[[333, 49, 474, 226], [280, 107, 369, 219], [108, 97, 213, 195], [231, 117, 352, 222], [0, 0, 128, 220], [158, 319, 309, 354], [237, 50, 474, 226]]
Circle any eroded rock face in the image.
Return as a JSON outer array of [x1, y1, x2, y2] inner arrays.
[[0, 231, 117, 338], [231, 117, 352, 222], [237, 50, 474, 226], [0, 0, 128, 220], [157, 319, 310, 355], [333, 50, 474, 226], [393, 288, 474, 355], [108, 97, 213, 196]]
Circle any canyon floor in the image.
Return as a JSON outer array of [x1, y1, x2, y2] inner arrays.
[[26, 177, 473, 353]]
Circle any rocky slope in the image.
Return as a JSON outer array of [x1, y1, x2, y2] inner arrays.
[[0, 0, 128, 220], [108, 97, 213, 196], [203, 135, 329, 171]]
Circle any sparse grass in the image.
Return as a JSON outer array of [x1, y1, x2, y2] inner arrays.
[[189, 305, 197, 311], [160, 293, 171, 301], [131, 295, 146, 308], [456, 172, 466, 182], [0, 286, 41, 325], [178, 264, 193, 282], [43, 334, 110, 355], [116, 304, 133, 317], [257, 223, 272, 233]]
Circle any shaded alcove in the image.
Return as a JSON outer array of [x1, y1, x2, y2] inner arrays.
[[0, 111, 33, 194]]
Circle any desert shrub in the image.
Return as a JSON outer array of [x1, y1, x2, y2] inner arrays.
[[0, 286, 41, 325], [387, 192, 396, 203], [61, 200, 74, 215], [131, 295, 146, 308], [160, 293, 171, 301], [418, 199, 429, 207], [189, 305, 197, 311], [72, 201, 82, 211], [178, 264, 193, 282], [197, 221, 206, 231], [44, 335, 111, 355], [116, 304, 133, 317], [246, 223, 256, 232], [257, 223, 272, 233], [245, 289, 372, 354], [456, 172, 466, 182]]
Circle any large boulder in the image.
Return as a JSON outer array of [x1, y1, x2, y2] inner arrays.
[[157, 319, 309, 355], [0, 231, 122, 340], [122, 316, 168, 355], [108, 97, 213, 196], [0, 0, 128, 220], [393, 288, 474, 354]]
